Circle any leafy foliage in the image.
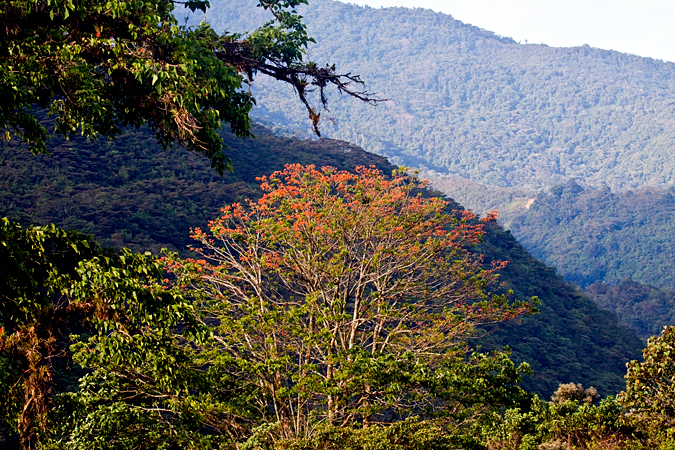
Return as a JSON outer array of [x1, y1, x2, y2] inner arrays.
[[1, 168, 534, 450], [482, 393, 646, 450], [282, 351, 533, 449], [1, 0, 373, 174], [0, 219, 201, 449], [0, 138, 651, 449], [620, 326, 675, 439], [1, 0, 660, 447]]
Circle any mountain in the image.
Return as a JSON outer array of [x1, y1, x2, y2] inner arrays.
[[585, 279, 675, 340], [433, 175, 675, 338], [0, 125, 643, 398], [507, 182, 675, 290], [437, 178, 675, 291], [179, 0, 675, 191], [0, 124, 392, 255]]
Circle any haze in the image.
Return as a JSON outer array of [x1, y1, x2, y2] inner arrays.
[[343, 0, 675, 63]]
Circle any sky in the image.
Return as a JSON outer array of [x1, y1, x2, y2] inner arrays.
[[342, 0, 675, 63]]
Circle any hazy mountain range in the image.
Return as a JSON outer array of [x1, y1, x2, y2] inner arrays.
[[180, 0, 675, 192]]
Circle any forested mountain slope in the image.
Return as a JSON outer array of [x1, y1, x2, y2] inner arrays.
[[509, 182, 675, 289], [180, 0, 675, 191], [437, 178, 675, 291], [432, 177, 675, 341], [585, 279, 675, 340], [0, 126, 642, 397], [0, 125, 391, 254]]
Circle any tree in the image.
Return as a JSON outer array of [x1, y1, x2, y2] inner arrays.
[[0, 218, 201, 449], [551, 383, 599, 405], [1, 0, 376, 174], [621, 326, 675, 442], [166, 164, 535, 446]]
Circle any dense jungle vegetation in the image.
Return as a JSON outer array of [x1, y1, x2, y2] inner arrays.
[[2, 0, 674, 448], [0, 143, 670, 447], [183, 0, 675, 191]]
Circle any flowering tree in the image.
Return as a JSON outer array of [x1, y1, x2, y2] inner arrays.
[[167, 164, 535, 444]]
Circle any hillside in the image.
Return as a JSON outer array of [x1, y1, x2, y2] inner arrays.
[[179, 0, 675, 191], [0, 126, 643, 397], [0, 125, 392, 255], [585, 279, 675, 340], [431, 174, 675, 344], [429, 175, 536, 220], [437, 178, 675, 291], [509, 182, 675, 289]]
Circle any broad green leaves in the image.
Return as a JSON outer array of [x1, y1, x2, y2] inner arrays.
[[621, 326, 675, 439], [0, 0, 241, 172], [0, 0, 373, 174], [0, 219, 201, 448]]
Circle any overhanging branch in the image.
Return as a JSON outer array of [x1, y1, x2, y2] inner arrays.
[[214, 41, 385, 137]]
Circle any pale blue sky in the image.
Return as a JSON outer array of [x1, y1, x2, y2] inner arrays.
[[342, 0, 675, 62]]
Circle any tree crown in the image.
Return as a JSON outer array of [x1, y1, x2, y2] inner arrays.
[[1, 0, 376, 174]]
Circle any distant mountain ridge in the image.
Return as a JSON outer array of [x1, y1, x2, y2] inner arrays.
[[438, 178, 675, 291], [180, 0, 675, 191], [432, 175, 675, 340]]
